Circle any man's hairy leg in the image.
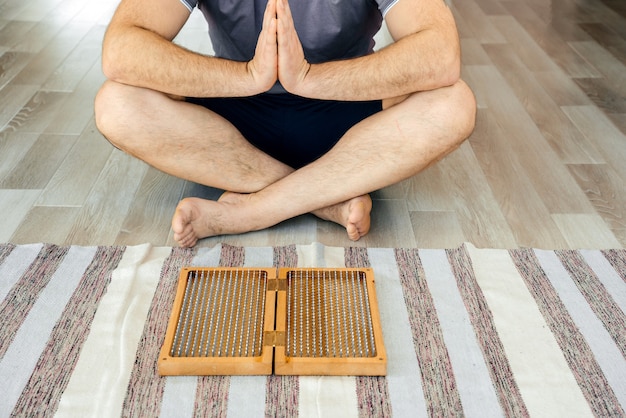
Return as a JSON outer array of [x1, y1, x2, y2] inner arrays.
[[95, 80, 293, 193], [95, 80, 373, 244], [171, 80, 476, 247]]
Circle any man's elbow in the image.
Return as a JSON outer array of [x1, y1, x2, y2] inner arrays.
[[101, 42, 124, 83], [440, 46, 461, 88], [101, 28, 133, 83], [416, 44, 461, 91], [101, 54, 116, 82]]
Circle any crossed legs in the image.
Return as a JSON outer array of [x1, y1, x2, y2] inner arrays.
[[95, 80, 476, 247]]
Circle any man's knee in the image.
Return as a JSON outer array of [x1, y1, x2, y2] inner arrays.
[[421, 79, 476, 149], [452, 80, 477, 143], [385, 80, 476, 144], [94, 80, 126, 146], [398, 79, 476, 149]]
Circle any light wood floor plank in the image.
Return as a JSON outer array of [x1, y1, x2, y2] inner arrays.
[[0, 133, 78, 189], [72, 0, 118, 25], [115, 168, 186, 246], [13, 0, 66, 23], [568, 40, 626, 95], [532, 71, 592, 106], [489, 15, 567, 73], [0, 189, 41, 242], [483, 43, 605, 164], [0, 83, 39, 131], [10, 206, 80, 245], [550, 18, 595, 43], [48, 0, 92, 26], [363, 199, 417, 248], [0, 21, 37, 48], [607, 113, 626, 136], [0, 132, 39, 180], [501, 1, 600, 78], [11, 21, 93, 86], [64, 150, 148, 246], [316, 198, 419, 248], [410, 211, 467, 249], [471, 0, 509, 16], [464, 65, 595, 214], [470, 110, 570, 248], [12, 21, 63, 53], [370, 179, 405, 201], [450, 0, 506, 43], [448, 3, 473, 41], [567, 164, 626, 247], [44, 60, 105, 135], [437, 140, 518, 248], [404, 163, 458, 212], [460, 38, 493, 66], [36, 119, 113, 206], [573, 77, 626, 115], [3, 90, 70, 133], [562, 105, 626, 183], [0, 51, 34, 90], [579, 23, 626, 66], [41, 24, 103, 92], [0, 0, 23, 11], [552, 213, 622, 249]]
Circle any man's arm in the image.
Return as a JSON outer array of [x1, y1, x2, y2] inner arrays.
[[102, 0, 278, 97], [279, 0, 461, 101]]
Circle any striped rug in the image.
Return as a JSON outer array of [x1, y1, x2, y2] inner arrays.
[[0, 242, 624, 417]]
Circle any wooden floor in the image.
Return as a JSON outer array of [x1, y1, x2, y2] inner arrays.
[[1, 0, 624, 249]]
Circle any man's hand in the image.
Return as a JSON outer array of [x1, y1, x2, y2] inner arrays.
[[248, 0, 311, 95], [247, 0, 279, 93], [247, 0, 461, 101], [276, 0, 311, 94]]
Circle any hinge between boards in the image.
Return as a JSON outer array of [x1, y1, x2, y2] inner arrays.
[[267, 278, 287, 291], [264, 331, 286, 347]]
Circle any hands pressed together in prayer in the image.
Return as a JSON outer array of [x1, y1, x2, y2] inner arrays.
[[247, 0, 311, 95]]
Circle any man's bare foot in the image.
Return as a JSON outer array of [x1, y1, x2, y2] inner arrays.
[[171, 198, 211, 248], [171, 192, 257, 247], [171, 196, 230, 247], [171, 192, 372, 247], [313, 195, 372, 241]]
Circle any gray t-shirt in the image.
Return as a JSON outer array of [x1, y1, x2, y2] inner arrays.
[[179, 0, 397, 64]]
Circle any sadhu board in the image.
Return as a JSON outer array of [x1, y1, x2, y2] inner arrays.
[[158, 267, 387, 376]]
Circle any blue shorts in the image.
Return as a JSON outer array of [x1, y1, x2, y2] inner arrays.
[[187, 93, 382, 169]]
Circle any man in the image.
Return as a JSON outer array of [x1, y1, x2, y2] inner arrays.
[[95, 0, 476, 247]]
